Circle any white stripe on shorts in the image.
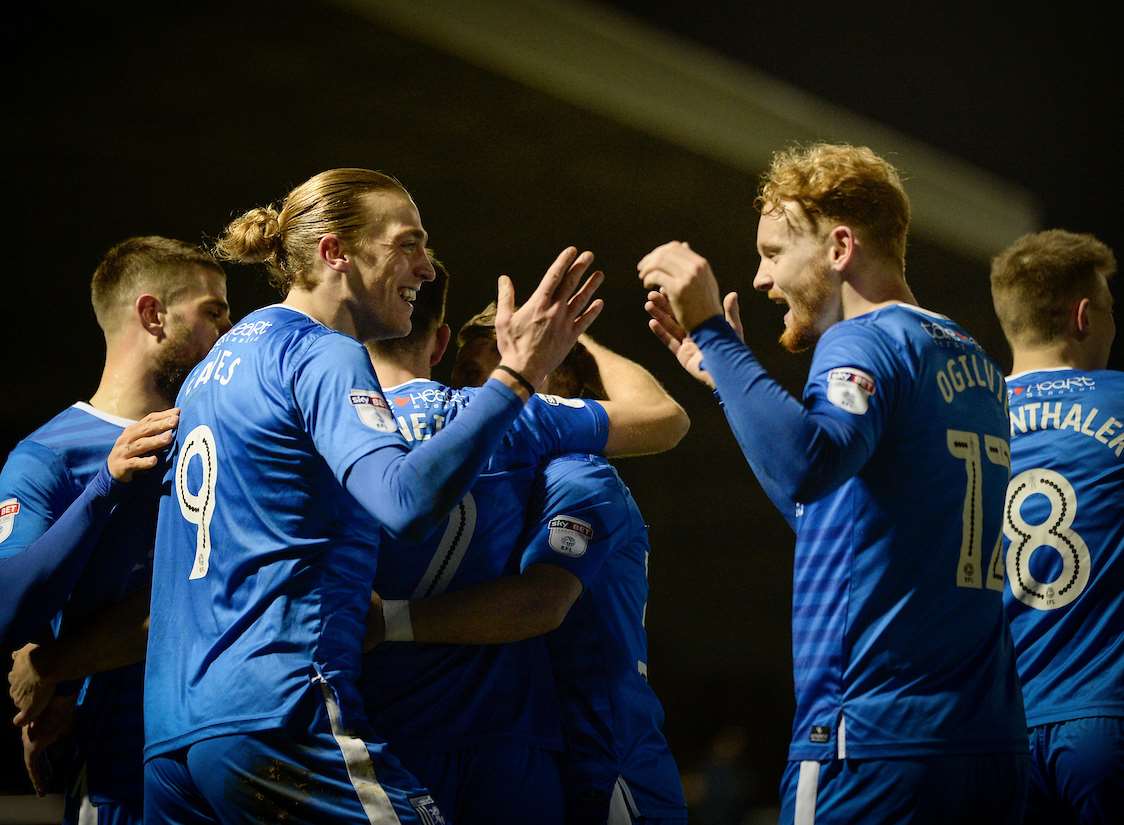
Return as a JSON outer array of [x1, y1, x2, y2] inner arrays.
[[608, 776, 639, 825], [794, 760, 820, 825], [317, 679, 402, 825]]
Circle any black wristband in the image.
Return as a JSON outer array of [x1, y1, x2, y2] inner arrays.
[[495, 364, 536, 397]]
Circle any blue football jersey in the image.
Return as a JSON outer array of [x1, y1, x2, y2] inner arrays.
[[361, 379, 609, 752], [1003, 368, 1124, 726], [785, 304, 1027, 760], [520, 453, 686, 818], [0, 403, 152, 803], [145, 306, 448, 758]]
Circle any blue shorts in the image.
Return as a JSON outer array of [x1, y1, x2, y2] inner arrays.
[[566, 774, 687, 825], [144, 680, 447, 824], [779, 753, 1028, 825], [1024, 716, 1124, 825], [395, 740, 563, 824]]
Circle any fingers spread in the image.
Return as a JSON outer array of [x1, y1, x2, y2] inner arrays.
[[567, 270, 604, 316], [534, 247, 579, 301]]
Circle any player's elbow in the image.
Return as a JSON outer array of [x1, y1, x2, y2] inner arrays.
[[516, 565, 582, 636], [606, 401, 691, 457]]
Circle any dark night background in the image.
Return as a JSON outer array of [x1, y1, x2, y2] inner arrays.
[[2, 1, 1119, 819]]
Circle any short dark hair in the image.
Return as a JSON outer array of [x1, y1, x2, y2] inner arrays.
[[454, 300, 605, 398], [90, 236, 224, 332], [991, 229, 1116, 347]]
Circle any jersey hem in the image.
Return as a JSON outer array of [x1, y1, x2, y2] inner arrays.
[[787, 739, 1029, 760], [143, 713, 291, 760], [387, 730, 564, 754], [1026, 704, 1124, 727]]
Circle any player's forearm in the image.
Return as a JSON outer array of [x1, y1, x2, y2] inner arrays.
[[346, 379, 524, 543], [387, 566, 581, 646], [582, 336, 690, 456], [37, 585, 151, 683], [0, 465, 127, 648], [693, 318, 866, 503]]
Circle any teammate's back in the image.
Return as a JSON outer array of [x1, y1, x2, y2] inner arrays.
[[1004, 368, 1124, 722]]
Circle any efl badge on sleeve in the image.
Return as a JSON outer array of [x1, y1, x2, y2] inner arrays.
[[548, 515, 593, 558], [0, 498, 20, 543], [407, 795, 447, 825], [826, 368, 876, 415], [537, 394, 587, 409], [349, 389, 398, 433]]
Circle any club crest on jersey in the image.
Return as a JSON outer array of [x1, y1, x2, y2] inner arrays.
[[407, 794, 446, 825], [548, 515, 593, 557], [0, 498, 19, 543], [349, 389, 397, 433], [537, 394, 587, 409], [826, 368, 876, 415]]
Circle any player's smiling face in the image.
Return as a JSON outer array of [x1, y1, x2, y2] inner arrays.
[[350, 191, 436, 342], [753, 202, 841, 352]]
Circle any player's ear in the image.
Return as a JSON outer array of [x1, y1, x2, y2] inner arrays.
[[317, 234, 350, 273], [430, 324, 452, 367], [1073, 297, 1092, 339], [827, 225, 855, 272], [136, 293, 166, 339]]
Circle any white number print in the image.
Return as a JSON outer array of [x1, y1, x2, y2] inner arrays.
[[947, 429, 1008, 590], [176, 424, 219, 580], [1005, 468, 1090, 610]]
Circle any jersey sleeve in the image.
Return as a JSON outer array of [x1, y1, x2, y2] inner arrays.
[[514, 395, 610, 462], [291, 332, 410, 483], [692, 315, 901, 504], [0, 442, 71, 558], [0, 445, 129, 647], [519, 459, 627, 587]]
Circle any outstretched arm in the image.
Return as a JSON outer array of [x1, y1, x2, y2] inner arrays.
[[639, 243, 885, 504], [364, 564, 582, 649], [582, 335, 690, 456]]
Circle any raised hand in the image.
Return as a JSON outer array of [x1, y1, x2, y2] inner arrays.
[[107, 408, 180, 482], [646, 290, 743, 389], [493, 247, 604, 392], [637, 242, 724, 333]]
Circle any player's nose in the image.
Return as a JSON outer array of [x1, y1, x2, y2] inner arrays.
[[752, 265, 772, 292], [416, 253, 436, 283]]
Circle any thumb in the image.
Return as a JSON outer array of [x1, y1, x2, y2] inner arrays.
[[723, 292, 744, 340]]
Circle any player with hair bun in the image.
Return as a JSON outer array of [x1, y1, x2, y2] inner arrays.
[[141, 168, 604, 824]]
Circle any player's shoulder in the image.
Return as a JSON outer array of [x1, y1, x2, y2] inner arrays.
[[233, 304, 360, 360], [382, 378, 472, 410], [1, 404, 124, 496], [1007, 368, 1123, 402], [18, 403, 127, 463], [542, 453, 623, 498]]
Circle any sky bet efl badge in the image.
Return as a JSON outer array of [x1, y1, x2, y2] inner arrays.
[[826, 367, 876, 415], [548, 515, 593, 557], [349, 389, 398, 433], [0, 498, 20, 543]]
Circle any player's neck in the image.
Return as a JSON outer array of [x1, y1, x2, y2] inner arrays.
[[840, 270, 917, 320], [89, 349, 175, 421], [1010, 340, 1102, 375], [282, 289, 357, 338], [371, 356, 430, 389]]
